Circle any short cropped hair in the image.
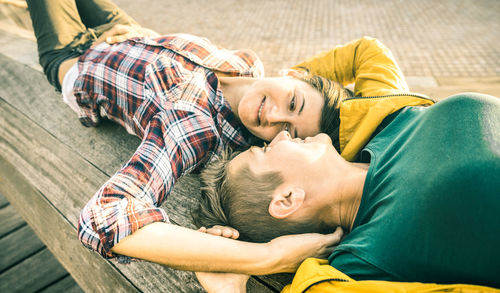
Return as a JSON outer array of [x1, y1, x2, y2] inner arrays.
[[298, 72, 353, 152], [193, 148, 329, 243]]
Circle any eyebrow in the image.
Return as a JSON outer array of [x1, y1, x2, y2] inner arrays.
[[299, 93, 305, 114]]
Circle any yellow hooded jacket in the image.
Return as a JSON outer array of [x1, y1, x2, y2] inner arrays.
[[282, 258, 499, 293], [286, 39, 498, 292], [293, 37, 435, 161]]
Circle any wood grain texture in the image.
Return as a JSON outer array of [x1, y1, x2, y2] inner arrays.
[[38, 275, 84, 293], [0, 248, 69, 293], [0, 224, 45, 272], [0, 54, 281, 292], [0, 204, 25, 238], [0, 155, 140, 293], [0, 193, 8, 208]]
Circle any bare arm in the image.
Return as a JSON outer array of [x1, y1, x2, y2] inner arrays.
[[112, 222, 343, 275]]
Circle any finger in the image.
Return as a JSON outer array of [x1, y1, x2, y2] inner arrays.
[[212, 225, 239, 239], [91, 33, 110, 47], [109, 24, 130, 35], [325, 226, 343, 245], [106, 35, 130, 44], [230, 229, 239, 239], [221, 228, 235, 239], [317, 247, 337, 259], [205, 227, 223, 236], [198, 227, 207, 233]]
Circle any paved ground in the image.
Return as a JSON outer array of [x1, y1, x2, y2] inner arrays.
[[113, 0, 500, 78], [1, 0, 499, 98]]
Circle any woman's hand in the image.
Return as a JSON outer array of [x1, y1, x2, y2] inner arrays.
[[195, 272, 249, 293], [91, 24, 160, 47], [196, 226, 247, 292], [265, 226, 344, 273], [198, 225, 240, 240]]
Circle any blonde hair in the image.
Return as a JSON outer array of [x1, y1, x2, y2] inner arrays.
[[194, 148, 329, 242]]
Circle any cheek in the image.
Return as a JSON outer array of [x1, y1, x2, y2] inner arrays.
[[237, 95, 254, 123]]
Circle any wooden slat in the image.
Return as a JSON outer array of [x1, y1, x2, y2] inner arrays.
[[0, 224, 44, 272], [0, 204, 25, 238], [0, 248, 69, 292], [0, 193, 8, 208], [0, 52, 284, 291], [0, 152, 140, 292], [39, 275, 84, 293], [258, 273, 294, 291]]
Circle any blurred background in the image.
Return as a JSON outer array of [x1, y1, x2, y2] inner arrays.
[[1, 0, 499, 98], [111, 0, 500, 99]]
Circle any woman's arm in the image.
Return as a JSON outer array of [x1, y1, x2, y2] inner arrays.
[[111, 223, 343, 274], [292, 37, 409, 97]]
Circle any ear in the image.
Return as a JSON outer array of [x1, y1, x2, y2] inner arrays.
[[268, 186, 305, 219]]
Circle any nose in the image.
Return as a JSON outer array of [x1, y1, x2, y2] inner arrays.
[[304, 133, 332, 144], [269, 130, 291, 147]]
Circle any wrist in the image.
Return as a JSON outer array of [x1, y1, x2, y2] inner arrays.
[[257, 242, 287, 275]]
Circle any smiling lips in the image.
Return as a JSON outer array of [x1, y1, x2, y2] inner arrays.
[[257, 97, 266, 125]]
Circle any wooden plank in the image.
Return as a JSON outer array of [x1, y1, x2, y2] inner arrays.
[[0, 154, 139, 292], [39, 275, 84, 293], [0, 224, 44, 272], [0, 204, 25, 238], [257, 273, 294, 291], [0, 248, 69, 292], [0, 53, 283, 291], [0, 193, 8, 208]]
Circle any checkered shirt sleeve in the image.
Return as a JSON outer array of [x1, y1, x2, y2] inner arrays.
[[78, 106, 220, 258]]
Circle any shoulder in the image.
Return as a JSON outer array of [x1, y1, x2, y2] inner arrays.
[[329, 249, 398, 281], [431, 92, 500, 112]]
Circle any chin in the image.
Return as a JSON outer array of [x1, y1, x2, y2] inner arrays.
[[248, 129, 264, 140]]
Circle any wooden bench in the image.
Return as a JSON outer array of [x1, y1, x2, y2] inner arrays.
[[0, 193, 83, 292], [0, 34, 292, 292]]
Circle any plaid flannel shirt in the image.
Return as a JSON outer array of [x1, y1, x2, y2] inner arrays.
[[76, 33, 264, 258]]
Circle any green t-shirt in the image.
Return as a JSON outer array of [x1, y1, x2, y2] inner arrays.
[[329, 93, 500, 288]]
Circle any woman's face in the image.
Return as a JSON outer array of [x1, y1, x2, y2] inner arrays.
[[238, 77, 324, 141]]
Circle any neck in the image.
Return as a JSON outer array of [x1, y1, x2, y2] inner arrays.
[[321, 162, 368, 232], [217, 75, 256, 120]]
